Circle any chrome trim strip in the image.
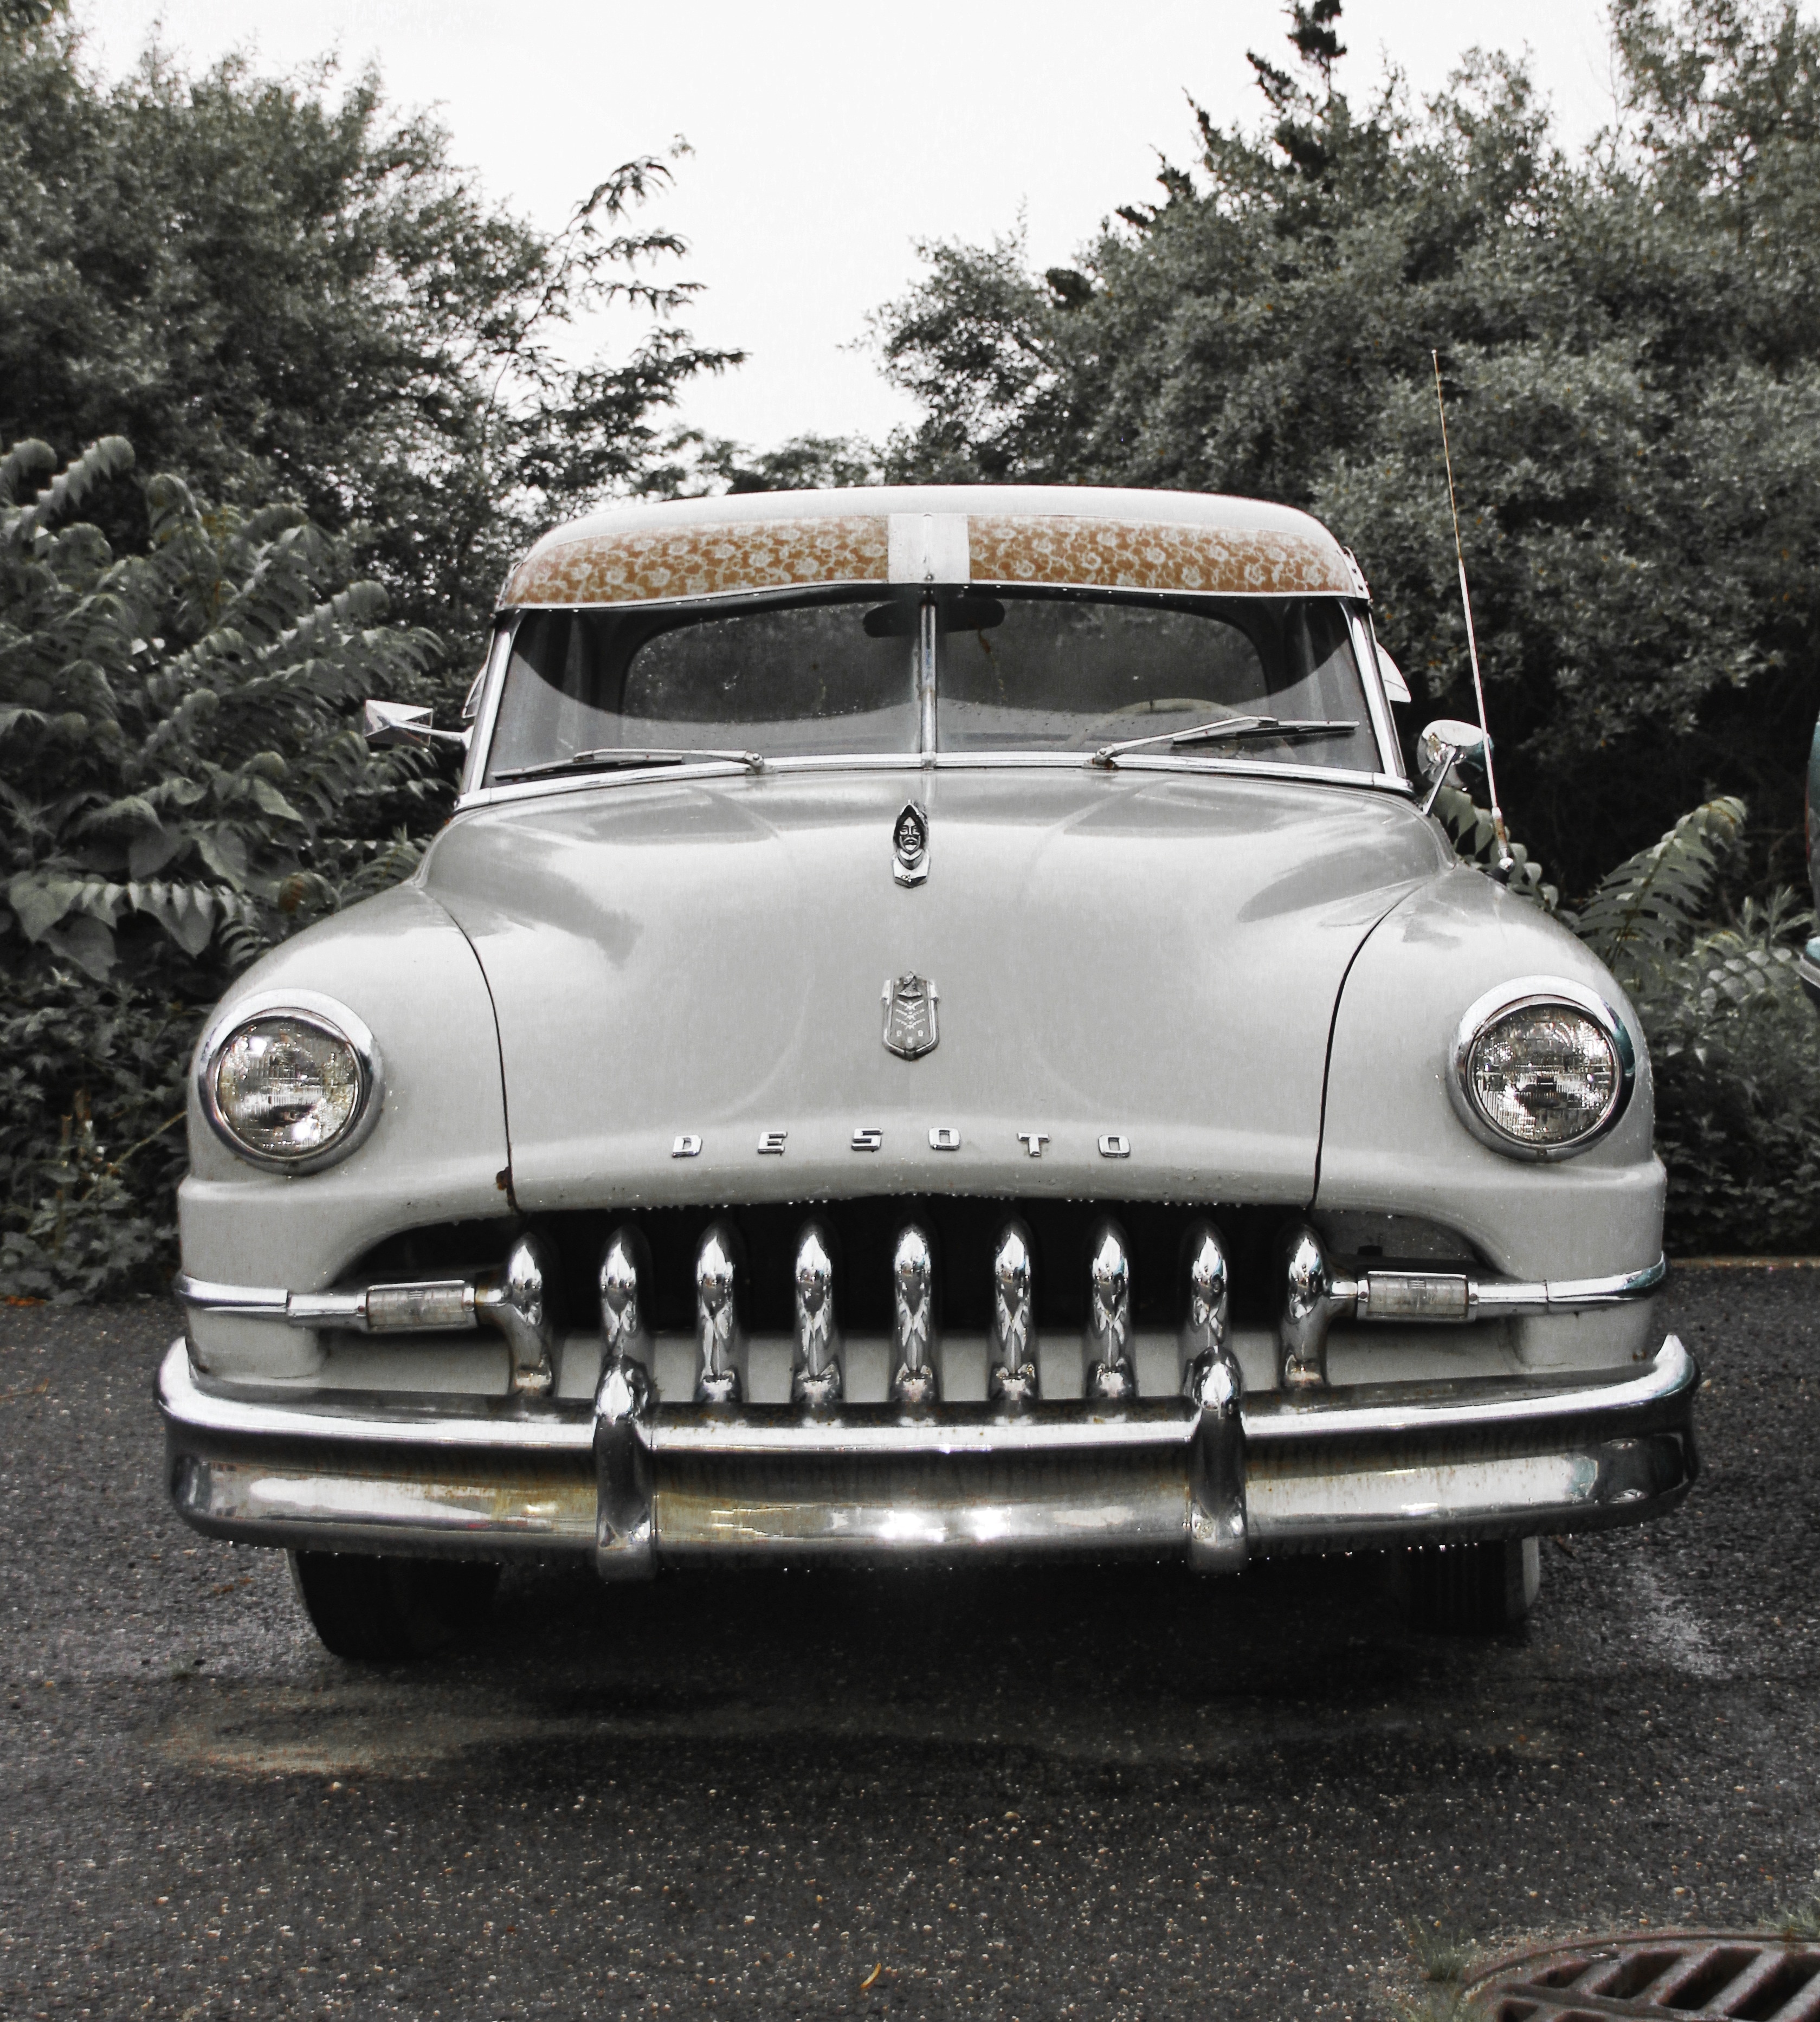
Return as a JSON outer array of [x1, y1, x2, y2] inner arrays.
[[176, 1251, 1668, 1340], [1242, 1336, 1696, 1443], [1348, 604, 1403, 782], [647, 1405, 1197, 1457], [174, 1275, 289, 1319], [159, 1336, 1693, 1456], [158, 1340, 593, 1451], [454, 752, 1414, 815]]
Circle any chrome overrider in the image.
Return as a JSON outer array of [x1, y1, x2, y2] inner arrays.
[[165, 1217, 1693, 1571]]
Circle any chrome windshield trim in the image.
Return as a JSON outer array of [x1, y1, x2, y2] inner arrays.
[[455, 752, 1414, 815]]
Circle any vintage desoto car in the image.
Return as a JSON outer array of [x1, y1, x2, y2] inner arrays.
[[160, 486, 1699, 1657]]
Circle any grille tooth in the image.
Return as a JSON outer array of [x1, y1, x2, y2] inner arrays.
[[598, 1225, 653, 1366], [888, 1223, 939, 1407], [987, 1218, 1039, 1404], [791, 1220, 842, 1410], [693, 1222, 745, 1405], [1083, 1218, 1137, 1401]]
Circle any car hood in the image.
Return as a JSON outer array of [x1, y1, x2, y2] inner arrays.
[[422, 768, 1443, 1208]]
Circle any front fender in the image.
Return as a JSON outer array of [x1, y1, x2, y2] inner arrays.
[[1315, 864, 1665, 1282], [178, 883, 513, 1375]]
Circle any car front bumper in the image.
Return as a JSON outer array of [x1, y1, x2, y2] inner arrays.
[[159, 1335, 1699, 1572]]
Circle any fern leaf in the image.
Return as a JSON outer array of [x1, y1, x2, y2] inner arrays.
[[1574, 797, 1747, 968], [0, 440, 55, 511], [11, 438, 136, 541]]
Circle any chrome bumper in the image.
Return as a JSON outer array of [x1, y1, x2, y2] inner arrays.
[[159, 1335, 1699, 1569]]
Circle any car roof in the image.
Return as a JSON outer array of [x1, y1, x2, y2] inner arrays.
[[500, 484, 1361, 610]]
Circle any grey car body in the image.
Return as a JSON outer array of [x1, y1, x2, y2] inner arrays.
[[162, 486, 1696, 1649]]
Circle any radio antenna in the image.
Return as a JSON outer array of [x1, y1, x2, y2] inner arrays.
[[1431, 350, 1513, 871]]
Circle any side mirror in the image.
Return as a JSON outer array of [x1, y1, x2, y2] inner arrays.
[[362, 700, 467, 750], [1416, 718, 1488, 815]]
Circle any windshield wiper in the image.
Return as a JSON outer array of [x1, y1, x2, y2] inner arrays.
[[1091, 715, 1358, 767], [492, 746, 766, 784]]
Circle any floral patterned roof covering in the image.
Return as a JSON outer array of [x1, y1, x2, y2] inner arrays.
[[501, 494, 1356, 606]]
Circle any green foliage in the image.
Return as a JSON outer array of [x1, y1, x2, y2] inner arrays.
[[1431, 782, 1558, 910], [654, 432, 883, 496], [1573, 796, 1748, 966], [1430, 786, 1818, 1251], [0, 25, 735, 680], [1637, 893, 1820, 1251], [1566, 798, 1820, 1249], [868, 0, 1820, 897], [0, 439, 442, 1297]]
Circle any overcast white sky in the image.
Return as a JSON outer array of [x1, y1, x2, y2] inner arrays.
[[77, 1, 1625, 454]]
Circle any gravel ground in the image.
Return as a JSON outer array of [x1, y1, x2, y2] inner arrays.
[[0, 1270, 1816, 2020]]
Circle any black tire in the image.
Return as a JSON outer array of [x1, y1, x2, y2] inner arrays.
[[287, 1551, 500, 1660], [1406, 1536, 1540, 1635]]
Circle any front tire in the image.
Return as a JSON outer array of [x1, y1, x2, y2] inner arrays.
[[287, 1552, 500, 1659], [1406, 1536, 1540, 1634]]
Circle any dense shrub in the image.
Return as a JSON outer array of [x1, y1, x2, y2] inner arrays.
[[1444, 788, 1820, 1251], [1574, 800, 1820, 1250], [868, 0, 1820, 899], [0, 8, 733, 680], [0, 437, 444, 1297]]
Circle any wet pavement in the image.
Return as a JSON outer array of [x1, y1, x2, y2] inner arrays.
[[1, 1268, 1816, 2019]]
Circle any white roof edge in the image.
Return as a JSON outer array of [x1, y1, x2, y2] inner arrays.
[[524, 484, 1338, 560]]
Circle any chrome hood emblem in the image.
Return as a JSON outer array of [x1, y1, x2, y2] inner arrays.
[[882, 972, 939, 1058], [892, 801, 929, 886]]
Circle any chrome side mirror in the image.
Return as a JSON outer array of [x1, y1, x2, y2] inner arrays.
[[1416, 718, 1488, 815], [362, 699, 468, 749]]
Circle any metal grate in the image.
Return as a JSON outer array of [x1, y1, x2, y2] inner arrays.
[[1467, 1933, 1820, 2020]]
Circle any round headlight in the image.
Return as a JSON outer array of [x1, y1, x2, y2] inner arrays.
[[1450, 980, 1635, 1159], [198, 994, 380, 1172]]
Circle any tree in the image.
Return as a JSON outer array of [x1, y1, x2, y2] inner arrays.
[[0, 10, 738, 688], [0, 436, 440, 1296], [869, 0, 1820, 898]]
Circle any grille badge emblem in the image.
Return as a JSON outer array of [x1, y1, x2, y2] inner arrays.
[[882, 972, 939, 1059], [893, 802, 929, 886]]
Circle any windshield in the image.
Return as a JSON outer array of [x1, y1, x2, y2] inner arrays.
[[483, 585, 1380, 783]]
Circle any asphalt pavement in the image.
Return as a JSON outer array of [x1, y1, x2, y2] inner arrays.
[[2, 1269, 1817, 2020]]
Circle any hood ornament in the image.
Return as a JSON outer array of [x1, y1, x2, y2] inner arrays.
[[893, 801, 929, 886], [882, 972, 939, 1059]]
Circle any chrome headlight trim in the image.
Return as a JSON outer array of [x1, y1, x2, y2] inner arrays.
[[1448, 976, 1636, 1162], [195, 989, 383, 1174]]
